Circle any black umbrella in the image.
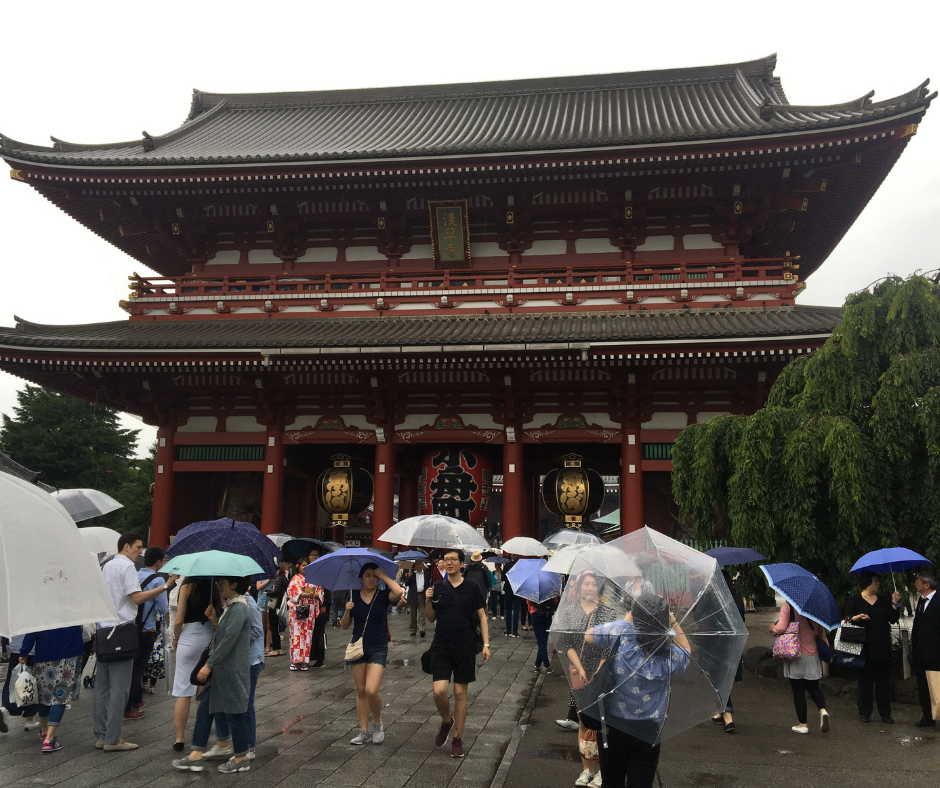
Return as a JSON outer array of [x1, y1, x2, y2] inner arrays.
[[281, 538, 334, 563]]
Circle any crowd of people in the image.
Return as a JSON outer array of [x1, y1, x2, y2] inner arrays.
[[1, 533, 938, 788]]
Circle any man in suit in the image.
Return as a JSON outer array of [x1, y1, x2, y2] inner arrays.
[[405, 559, 432, 637], [912, 572, 940, 727]]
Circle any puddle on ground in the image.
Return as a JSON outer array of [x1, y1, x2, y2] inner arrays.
[[898, 736, 925, 747], [386, 659, 412, 667], [529, 743, 578, 761], [281, 714, 309, 734]]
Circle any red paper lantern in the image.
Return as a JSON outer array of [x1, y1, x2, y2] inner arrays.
[[418, 447, 492, 526]]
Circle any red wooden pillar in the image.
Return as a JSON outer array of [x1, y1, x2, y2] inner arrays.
[[150, 426, 176, 547], [621, 424, 644, 533], [261, 428, 285, 535], [373, 439, 396, 549], [503, 440, 525, 540], [398, 466, 419, 521]]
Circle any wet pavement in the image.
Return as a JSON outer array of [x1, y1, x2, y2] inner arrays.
[[3, 609, 938, 788], [0, 611, 540, 788]]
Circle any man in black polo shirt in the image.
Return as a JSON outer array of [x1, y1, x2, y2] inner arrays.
[[425, 548, 490, 758]]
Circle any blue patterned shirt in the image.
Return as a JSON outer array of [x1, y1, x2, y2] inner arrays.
[[590, 619, 690, 723]]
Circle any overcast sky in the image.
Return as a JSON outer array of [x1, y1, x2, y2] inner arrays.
[[0, 1, 936, 457]]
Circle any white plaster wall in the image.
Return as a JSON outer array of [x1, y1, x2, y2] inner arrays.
[[641, 412, 689, 429], [581, 413, 619, 428], [206, 250, 241, 266], [526, 240, 567, 256], [401, 244, 434, 260], [696, 411, 733, 423], [635, 236, 675, 252], [575, 238, 619, 254], [470, 242, 505, 258], [248, 248, 281, 264], [225, 415, 266, 433], [346, 246, 386, 262], [694, 295, 731, 303], [296, 247, 338, 263], [177, 416, 219, 433], [682, 234, 723, 250]]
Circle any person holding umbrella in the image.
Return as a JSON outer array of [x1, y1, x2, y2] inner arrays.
[[306, 546, 331, 668], [843, 571, 902, 723], [770, 603, 832, 734], [287, 557, 324, 671], [341, 563, 404, 745]]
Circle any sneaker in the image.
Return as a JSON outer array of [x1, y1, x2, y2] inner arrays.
[[791, 725, 809, 735], [218, 757, 250, 773], [533, 666, 541, 674], [246, 749, 256, 760], [545, 668, 554, 675], [589, 771, 602, 787], [173, 741, 185, 752], [172, 757, 205, 772], [575, 768, 594, 786], [42, 739, 62, 753], [723, 722, 736, 734], [410, 632, 417, 637], [123, 709, 144, 721], [0, 707, 9, 734], [132, 700, 146, 711], [435, 718, 454, 747], [103, 739, 139, 751], [350, 728, 372, 745], [555, 719, 580, 731], [820, 710, 830, 733], [24, 720, 40, 731], [451, 736, 464, 758], [371, 721, 385, 744], [95, 739, 105, 750], [419, 631, 426, 637], [203, 743, 235, 760]]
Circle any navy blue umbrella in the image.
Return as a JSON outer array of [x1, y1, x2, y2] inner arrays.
[[760, 563, 841, 630], [281, 538, 334, 563], [490, 556, 511, 565], [166, 518, 281, 579], [394, 550, 430, 561], [704, 547, 766, 567]]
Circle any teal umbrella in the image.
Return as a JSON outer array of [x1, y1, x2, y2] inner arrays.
[[593, 509, 620, 525], [163, 550, 264, 578]]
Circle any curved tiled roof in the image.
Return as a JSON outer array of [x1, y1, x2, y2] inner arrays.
[[0, 306, 843, 352], [0, 56, 932, 167]]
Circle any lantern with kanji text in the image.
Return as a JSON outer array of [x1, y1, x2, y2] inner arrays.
[[541, 453, 605, 529], [418, 447, 492, 526], [315, 453, 374, 528]]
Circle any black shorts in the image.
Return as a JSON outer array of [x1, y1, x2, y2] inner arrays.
[[430, 641, 477, 684]]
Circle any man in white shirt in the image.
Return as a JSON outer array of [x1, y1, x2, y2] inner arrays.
[[405, 560, 431, 637], [94, 532, 178, 751]]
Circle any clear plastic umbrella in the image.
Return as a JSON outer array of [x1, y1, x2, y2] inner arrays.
[[501, 536, 549, 557], [550, 527, 748, 746], [50, 488, 123, 522], [541, 544, 599, 576], [542, 530, 603, 550], [377, 514, 489, 550]]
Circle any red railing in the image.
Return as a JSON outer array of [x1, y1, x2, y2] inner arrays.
[[128, 257, 796, 300]]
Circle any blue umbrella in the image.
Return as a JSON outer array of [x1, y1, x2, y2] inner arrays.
[[704, 547, 766, 567], [304, 548, 399, 591], [394, 550, 430, 561], [507, 558, 563, 603], [852, 547, 930, 592], [760, 563, 841, 630], [166, 518, 281, 579]]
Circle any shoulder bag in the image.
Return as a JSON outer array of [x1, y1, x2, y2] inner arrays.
[[191, 597, 246, 686], [568, 611, 595, 691], [344, 592, 377, 662], [95, 621, 140, 663], [772, 621, 801, 660]]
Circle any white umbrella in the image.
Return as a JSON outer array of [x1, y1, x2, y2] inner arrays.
[[569, 542, 643, 580], [78, 526, 122, 555], [542, 530, 603, 550], [501, 536, 549, 557], [377, 514, 489, 550], [0, 471, 117, 637], [50, 488, 123, 522], [541, 544, 593, 575], [266, 532, 294, 549]]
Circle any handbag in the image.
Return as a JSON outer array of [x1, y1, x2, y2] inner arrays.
[[294, 604, 311, 621], [837, 621, 867, 644], [420, 646, 435, 675], [815, 635, 832, 663], [569, 611, 596, 691], [772, 622, 801, 660], [95, 622, 140, 663], [344, 592, 377, 662], [833, 623, 866, 656], [190, 636, 216, 687]]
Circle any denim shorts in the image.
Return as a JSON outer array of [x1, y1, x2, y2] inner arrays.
[[346, 642, 388, 668]]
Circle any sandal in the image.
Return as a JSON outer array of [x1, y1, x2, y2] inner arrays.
[[299, 664, 309, 671], [289, 664, 299, 671]]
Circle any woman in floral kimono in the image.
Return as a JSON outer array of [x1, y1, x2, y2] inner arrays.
[[287, 558, 324, 671]]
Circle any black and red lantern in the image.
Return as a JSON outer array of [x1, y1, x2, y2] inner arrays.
[[315, 453, 374, 528], [541, 453, 605, 529]]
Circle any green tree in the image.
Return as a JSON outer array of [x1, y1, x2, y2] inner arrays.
[[672, 273, 940, 602], [0, 385, 153, 534]]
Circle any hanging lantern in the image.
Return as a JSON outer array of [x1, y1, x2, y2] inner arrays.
[[315, 453, 374, 528], [541, 453, 605, 529], [418, 447, 492, 526]]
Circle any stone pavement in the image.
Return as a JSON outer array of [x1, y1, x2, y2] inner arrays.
[[504, 610, 940, 788], [0, 611, 541, 788]]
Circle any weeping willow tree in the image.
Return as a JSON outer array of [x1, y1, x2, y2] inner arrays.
[[672, 273, 940, 601]]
